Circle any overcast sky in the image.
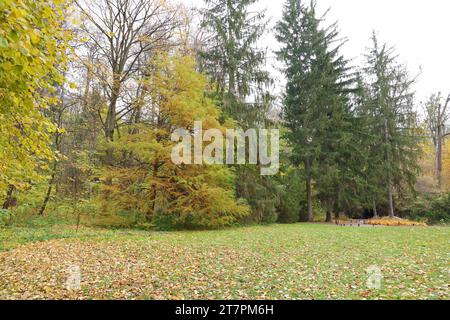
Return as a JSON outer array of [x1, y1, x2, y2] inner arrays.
[[189, 0, 450, 104]]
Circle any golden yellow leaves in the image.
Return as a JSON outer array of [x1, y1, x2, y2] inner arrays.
[[367, 217, 427, 227], [29, 30, 41, 45], [0, 0, 71, 190], [9, 7, 27, 20]]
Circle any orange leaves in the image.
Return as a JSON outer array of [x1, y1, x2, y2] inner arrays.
[[367, 217, 427, 227]]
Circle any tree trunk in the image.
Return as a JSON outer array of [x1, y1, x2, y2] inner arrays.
[[104, 85, 119, 185], [437, 124, 443, 189], [105, 121, 115, 166], [387, 186, 394, 218], [226, 0, 237, 99], [38, 162, 57, 216], [325, 210, 332, 223], [146, 160, 160, 222], [384, 118, 395, 218], [304, 159, 313, 222], [39, 100, 63, 216], [104, 78, 120, 166], [2, 185, 15, 210], [75, 207, 81, 232], [372, 201, 378, 218]]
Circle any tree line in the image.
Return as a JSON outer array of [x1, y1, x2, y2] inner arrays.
[[0, 0, 449, 229]]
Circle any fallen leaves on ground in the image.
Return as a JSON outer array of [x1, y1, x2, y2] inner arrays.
[[367, 217, 427, 227], [0, 224, 448, 299]]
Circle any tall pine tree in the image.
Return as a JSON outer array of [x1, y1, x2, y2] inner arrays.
[[275, 0, 355, 221], [200, 0, 271, 125], [358, 33, 421, 217], [200, 0, 280, 223]]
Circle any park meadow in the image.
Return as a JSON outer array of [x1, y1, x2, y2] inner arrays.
[[0, 0, 449, 300]]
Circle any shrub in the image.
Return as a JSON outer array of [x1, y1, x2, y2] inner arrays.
[[0, 208, 15, 226], [405, 193, 450, 224]]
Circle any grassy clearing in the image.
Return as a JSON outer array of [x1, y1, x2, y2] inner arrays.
[[0, 224, 448, 299]]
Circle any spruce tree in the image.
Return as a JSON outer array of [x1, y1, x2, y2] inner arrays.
[[200, 0, 272, 123], [275, 0, 355, 221], [359, 33, 421, 217], [200, 0, 279, 223]]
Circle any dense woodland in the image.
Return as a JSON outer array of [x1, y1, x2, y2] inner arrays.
[[1, 0, 449, 230]]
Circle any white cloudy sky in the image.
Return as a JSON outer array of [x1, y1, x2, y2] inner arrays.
[[187, 0, 450, 104]]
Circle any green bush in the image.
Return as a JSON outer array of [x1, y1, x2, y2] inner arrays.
[[0, 208, 15, 226], [406, 193, 450, 224], [151, 210, 176, 231]]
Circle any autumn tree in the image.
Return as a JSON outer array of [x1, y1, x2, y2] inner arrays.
[[99, 53, 249, 229], [0, 0, 70, 207], [423, 92, 450, 189], [38, 78, 70, 215], [74, 0, 182, 168]]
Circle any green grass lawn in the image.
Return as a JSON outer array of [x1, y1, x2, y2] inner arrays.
[[0, 223, 448, 299]]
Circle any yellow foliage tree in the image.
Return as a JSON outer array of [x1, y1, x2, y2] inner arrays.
[[416, 136, 450, 193], [0, 0, 70, 198], [99, 53, 249, 229], [416, 140, 437, 193], [442, 139, 450, 190]]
